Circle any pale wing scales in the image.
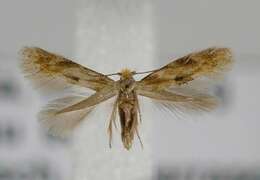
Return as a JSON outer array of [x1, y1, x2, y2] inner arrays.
[[38, 96, 94, 137], [138, 89, 218, 119]]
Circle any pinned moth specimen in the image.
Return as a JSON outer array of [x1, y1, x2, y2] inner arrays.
[[20, 47, 233, 150]]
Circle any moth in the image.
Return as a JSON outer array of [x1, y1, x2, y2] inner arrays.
[[20, 47, 233, 150]]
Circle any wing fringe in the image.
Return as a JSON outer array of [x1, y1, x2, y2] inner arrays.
[[38, 96, 94, 137]]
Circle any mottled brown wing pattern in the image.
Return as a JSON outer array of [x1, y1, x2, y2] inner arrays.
[[20, 46, 234, 149], [137, 47, 233, 115], [20, 47, 114, 92], [20, 47, 117, 137], [138, 47, 233, 91]]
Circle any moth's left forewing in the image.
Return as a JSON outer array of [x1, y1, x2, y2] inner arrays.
[[138, 47, 233, 91], [136, 47, 233, 114]]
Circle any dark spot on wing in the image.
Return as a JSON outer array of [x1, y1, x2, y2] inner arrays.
[[174, 75, 193, 85], [64, 75, 80, 82], [70, 76, 80, 82], [174, 76, 184, 81], [56, 60, 80, 68]]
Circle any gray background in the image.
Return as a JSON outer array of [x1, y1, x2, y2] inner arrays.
[[0, 0, 260, 180]]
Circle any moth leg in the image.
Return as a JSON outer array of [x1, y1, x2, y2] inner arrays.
[[108, 97, 119, 148], [135, 128, 144, 149]]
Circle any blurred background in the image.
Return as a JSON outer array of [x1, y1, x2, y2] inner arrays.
[[0, 0, 260, 180]]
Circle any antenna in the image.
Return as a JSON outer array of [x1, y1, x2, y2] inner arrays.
[[105, 72, 121, 77], [133, 70, 156, 75]]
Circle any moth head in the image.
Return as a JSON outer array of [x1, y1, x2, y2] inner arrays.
[[120, 69, 135, 80]]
